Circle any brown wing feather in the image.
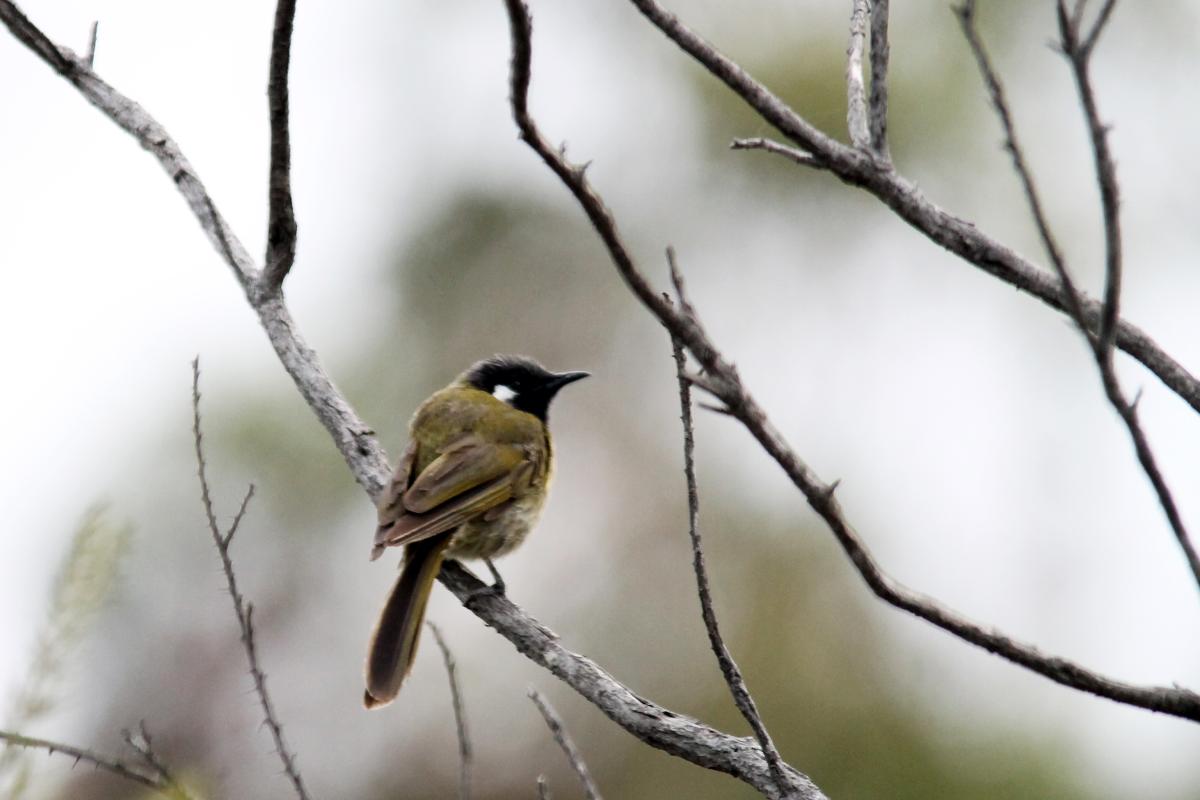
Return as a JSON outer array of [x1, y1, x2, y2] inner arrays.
[[402, 434, 524, 513], [372, 435, 532, 557], [375, 439, 417, 522]]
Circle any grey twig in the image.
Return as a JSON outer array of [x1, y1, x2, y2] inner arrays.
[[867, 0, 890, 156], [1081, 0, 1119, 57], [0, 729, 165, 795], [954, 1, 1088, 331], [439, 561, 823, 800], [845, 0, 871, 149], [501, 0, 1200, 723], [668, 250, 796, 799], [84, 21, 97, 67], [537, 774, 552, 799], [959, 1, 1199, 592], [624, 0, 1200, 419], [191, 360, 313, 800], [527, 689, 602, 800], [730, 137, 825, 170], [121, 722, 195, 800], [427, 621, 472, 800], [263, 0, 298, 292], [1056, 0, 1121, 357]]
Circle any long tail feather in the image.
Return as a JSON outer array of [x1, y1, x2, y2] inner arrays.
[[363, 534, 452, 709]]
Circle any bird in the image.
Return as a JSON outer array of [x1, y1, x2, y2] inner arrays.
[[363, 354, 589, 709]]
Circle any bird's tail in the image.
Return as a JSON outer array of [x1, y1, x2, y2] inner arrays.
[[363, 534, 452, 709]]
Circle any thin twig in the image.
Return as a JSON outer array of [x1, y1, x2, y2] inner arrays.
[[0, 730, 164, 795], [1078, 5, 1195, 590], [955, 0, 1200, 592], [537, 774, 552, 799], [224, 484, 256, 548], [263, 0, 298, 292], [191, 360, 313, 800], [846, 0, 871, 149], [1056, 1, 1122, 358], [501, 0, 1200, 723], [1081, 0, 1119, 57], [955, 1, 1090, 335], [668, 250, 796, 799], [527, 689, 602, 800], [960, 2, 1198, 592], [84, 20, 97, 68], [427, 621, 472, 800], [867, 0, 890, 157], [730, 137, 825, 170], [121, 722, 195, 800]]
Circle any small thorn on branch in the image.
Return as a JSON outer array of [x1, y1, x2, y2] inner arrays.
[[698, 401, 734, 416], [85, 21, 98, 68]]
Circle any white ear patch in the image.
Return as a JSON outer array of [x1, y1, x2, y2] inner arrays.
[[492, 384, 517, 404]]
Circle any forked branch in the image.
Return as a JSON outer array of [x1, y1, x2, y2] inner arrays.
[[958, 0, 1200, 591], [192, 360, 312, 800], [502, 0, 1200, 723], [669, 255, 797, 799]]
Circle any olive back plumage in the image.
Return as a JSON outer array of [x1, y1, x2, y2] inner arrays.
[[364, 356, 586, 709]]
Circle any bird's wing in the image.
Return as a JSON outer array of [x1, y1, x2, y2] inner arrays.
[[375, 439, 418, 528], [370, 434, 531, 558]]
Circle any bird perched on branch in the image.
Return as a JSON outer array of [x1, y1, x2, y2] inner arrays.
[[364, 354, 588, 709]]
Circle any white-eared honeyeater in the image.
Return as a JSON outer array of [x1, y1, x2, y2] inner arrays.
[[364, 354, 588, 708]]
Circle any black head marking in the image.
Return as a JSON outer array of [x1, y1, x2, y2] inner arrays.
[[462, 354, 588, 421]]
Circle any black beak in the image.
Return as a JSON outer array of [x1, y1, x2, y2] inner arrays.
[[545, 370, 590, 393]]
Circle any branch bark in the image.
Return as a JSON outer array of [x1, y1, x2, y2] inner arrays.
[[499, 0, 1200, 723], [438, 562, 826, 800], [626, 0, 1200, 420], [958, 0, 1199, 591]]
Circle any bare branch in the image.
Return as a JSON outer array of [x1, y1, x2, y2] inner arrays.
[[625, 0, 1200, 418], [730, 137, 825, 170], [1056, 0, 1122, 359], [438, 561, 824, 800], [502, 0, 1200, 722], [1081, 0, 1119, 57], [955, 1, 1089, 336], [427, 621, 472, 800], [263, 0, 298, 292], [191, 360, 313, 800], [0, 730, 165, 795], [528, 689, 602, 800], [0, 1, 390, 500], [868, 0, 890, 156], [846, 0, 871, 149], [669, 252, 797, 799]]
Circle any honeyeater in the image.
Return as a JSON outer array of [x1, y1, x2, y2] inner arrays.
[[363, 354, 588, 709]]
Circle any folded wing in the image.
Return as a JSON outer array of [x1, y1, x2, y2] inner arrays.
[[371, 434, 532, 559]]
